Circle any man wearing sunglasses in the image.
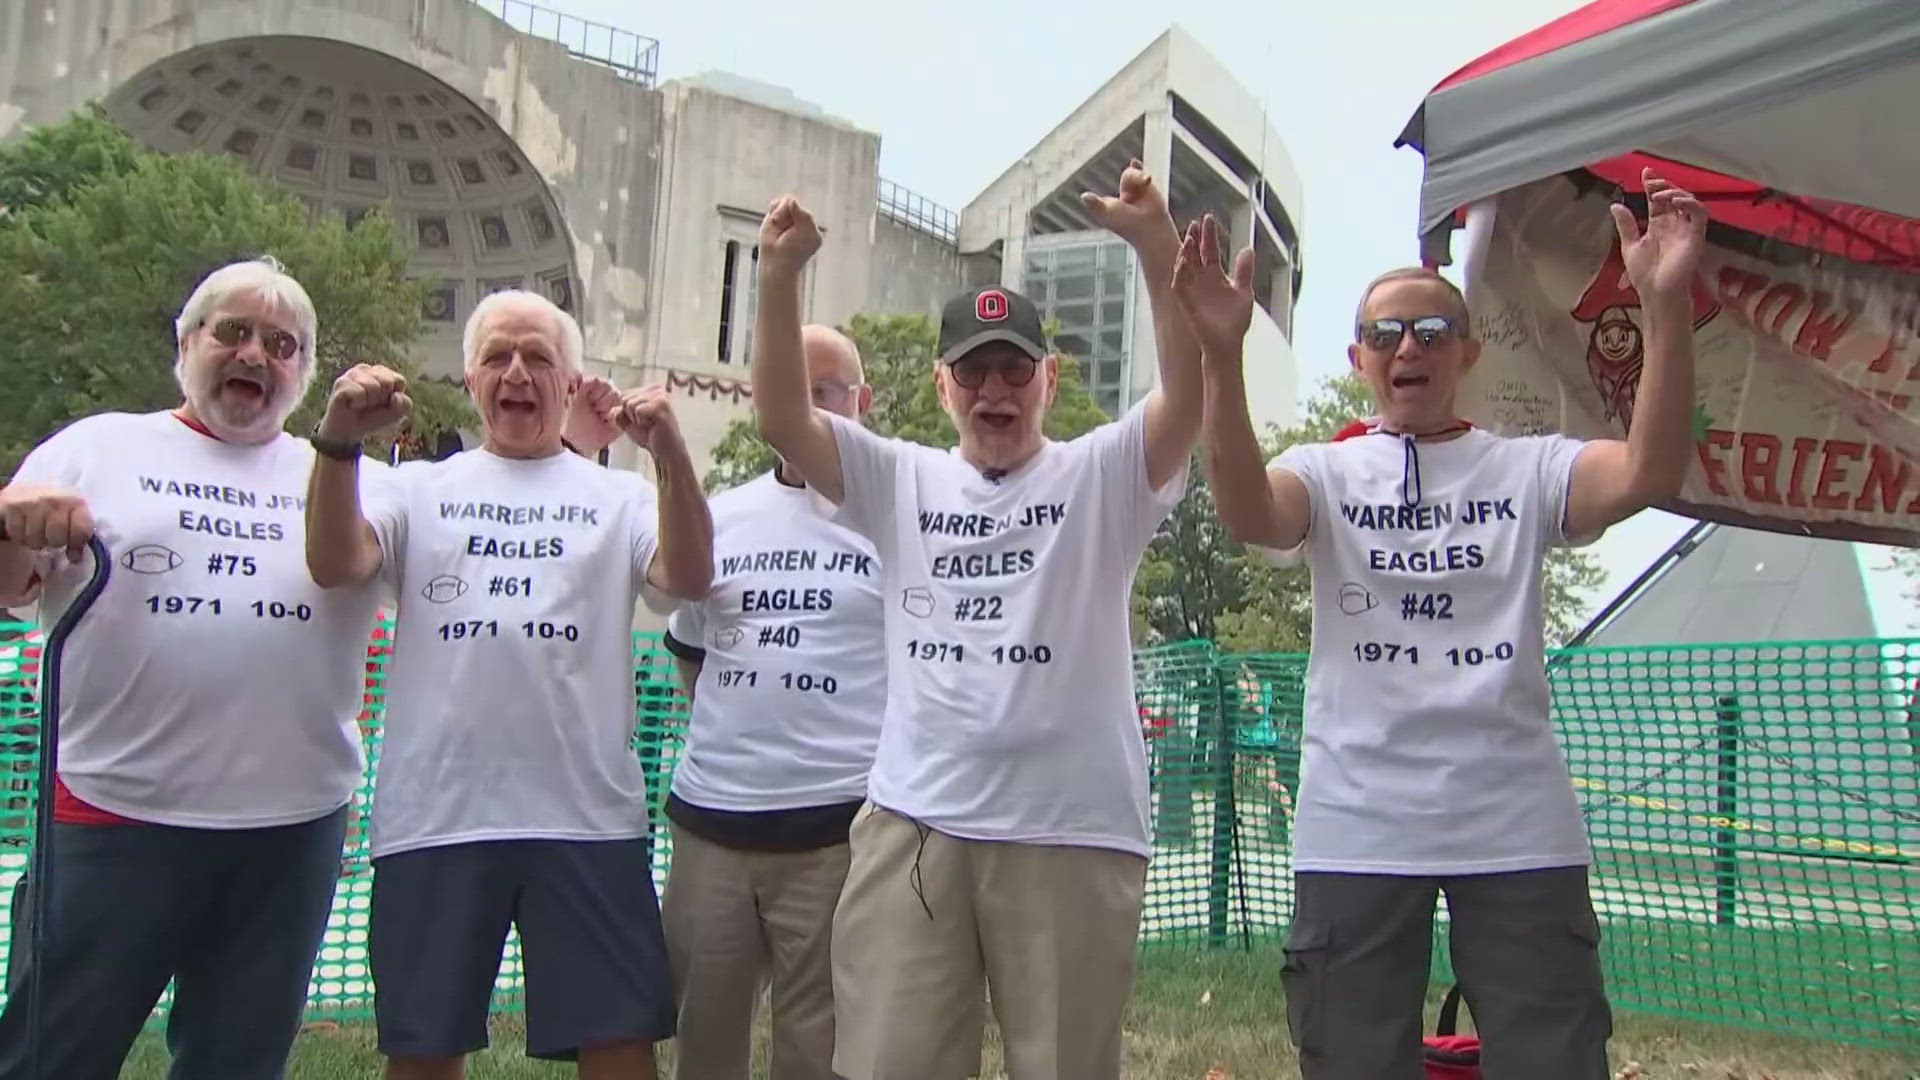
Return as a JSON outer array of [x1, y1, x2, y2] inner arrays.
[[0, 257, 392, 1079], [749, 161, 1202, 1080], [1182, 168, 1708, 1079]]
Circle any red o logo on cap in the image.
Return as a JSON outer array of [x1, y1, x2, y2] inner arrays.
[[975, 290, 1009, 323]]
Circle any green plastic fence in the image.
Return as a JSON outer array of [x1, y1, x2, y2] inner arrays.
[[0, 622, 1914, 1051]]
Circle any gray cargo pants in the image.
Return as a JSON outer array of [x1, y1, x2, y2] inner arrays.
[[1282, 866, 1612, 1080]]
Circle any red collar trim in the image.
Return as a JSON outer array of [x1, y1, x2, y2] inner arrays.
[[171, 410, 222, 441], [1330, 418, 1474, 442]]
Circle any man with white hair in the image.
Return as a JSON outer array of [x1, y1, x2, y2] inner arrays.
[[0, 256, 389, 1079], [305, 289, 712, 1080]]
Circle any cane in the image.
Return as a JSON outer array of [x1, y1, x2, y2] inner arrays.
[[0, 524, 112, 1079]]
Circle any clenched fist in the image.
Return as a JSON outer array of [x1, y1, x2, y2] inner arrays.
[[759, 195, 821, 277], [0, 482, 95, 559], [608, 385, 688, 460], [564, 375, 624, 456], [319, 364, 412, 443]]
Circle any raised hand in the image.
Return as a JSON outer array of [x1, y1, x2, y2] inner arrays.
[[319, 363, 411, 443], [564, 375, 624, 456], [1080, 159, 1175, 247], [0, 482, 94, 559], [1170, 214, 1257, 360], [609, 385, 687, 460], [1612, 167, 1708, 302], [759, 195, 822, 276]]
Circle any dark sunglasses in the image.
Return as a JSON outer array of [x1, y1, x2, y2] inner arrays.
[[946, 352, 1038, 390], [1357, 315, 1459, 352], [208, 316, 301, 361]]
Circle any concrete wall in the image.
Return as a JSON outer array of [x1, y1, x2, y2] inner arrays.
[[0, 0, 661, 390], [958, 36, 1168, 256], [864, 215, 964, 320], [645, 79, 879, 376], [639, 78, 883, 499]]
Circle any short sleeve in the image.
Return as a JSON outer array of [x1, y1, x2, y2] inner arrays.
[[362, 459, 413, 590], [823, 413, 903, 540], [626, 481, 674, 616], [1538, 435, 1597, 548], [664, 604, 706, 661], [5, 419, 92, 597], [1252, 442, 1322, 568], [10, 423, 81, 489], [1079, 399, 1188, 549]]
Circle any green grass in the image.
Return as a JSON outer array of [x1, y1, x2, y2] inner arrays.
[[114, 946, 1920, 1079]]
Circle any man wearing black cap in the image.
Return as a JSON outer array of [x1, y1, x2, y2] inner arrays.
[[748, 164, 1202, 1080]]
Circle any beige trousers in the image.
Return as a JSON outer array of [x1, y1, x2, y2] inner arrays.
[[662, 823, 852, 1080], [830, 803, 1148, 1080]]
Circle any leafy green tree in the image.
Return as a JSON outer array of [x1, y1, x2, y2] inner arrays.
[[702, 312, 1107, 491], [0, 107, 467, 472]]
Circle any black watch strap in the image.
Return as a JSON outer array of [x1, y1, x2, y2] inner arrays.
[[310, 427, 362, 461]]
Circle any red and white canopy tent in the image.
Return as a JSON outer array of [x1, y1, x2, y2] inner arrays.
[[1398, 0, 1920, 547]]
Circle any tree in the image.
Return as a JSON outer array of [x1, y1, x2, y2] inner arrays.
[[1136, 373, 1607, 653], [702, 312, 1108, 491], [1878, 545, 1920, 627], [0, 107, 468, 472]]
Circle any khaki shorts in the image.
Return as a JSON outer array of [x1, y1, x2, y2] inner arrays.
[[830, 803, 1147, 1080]]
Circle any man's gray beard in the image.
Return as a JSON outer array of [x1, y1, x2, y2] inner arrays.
[[186, 375, 294, 444]]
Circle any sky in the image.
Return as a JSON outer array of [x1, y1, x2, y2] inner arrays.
[[537, 0, 1914, 636]]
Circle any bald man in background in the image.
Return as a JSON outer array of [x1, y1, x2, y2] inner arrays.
[[656, 326, 905, 1080]]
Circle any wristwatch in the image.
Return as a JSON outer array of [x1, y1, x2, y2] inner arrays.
[[310, 426, 362, 461]]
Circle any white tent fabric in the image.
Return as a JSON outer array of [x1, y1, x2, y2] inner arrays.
[[1402, 0, 1920, 242]]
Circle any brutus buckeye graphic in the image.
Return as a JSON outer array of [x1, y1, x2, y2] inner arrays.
[[1570, 238, 1719, 431]]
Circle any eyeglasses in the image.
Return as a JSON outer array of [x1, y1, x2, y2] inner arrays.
[[1357, 315, 1459, 352], [946, 352, 1038, 390], [208, 317, 301, 361], [810, 379, 859, 408]]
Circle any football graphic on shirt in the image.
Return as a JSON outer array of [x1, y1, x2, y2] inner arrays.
[[901, 587, 935, 619], [121, 544, 183, 575], [421, 574, 469, 604], [1337, 582, 1378, 616], [713, 627, 743, 649]]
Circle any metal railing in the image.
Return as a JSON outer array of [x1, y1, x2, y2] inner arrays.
[[877, 178, 958, 245], [469, 0, 661, 86]]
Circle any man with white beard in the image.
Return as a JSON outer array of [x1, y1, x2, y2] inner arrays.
[[0, 257, 391, 1080]]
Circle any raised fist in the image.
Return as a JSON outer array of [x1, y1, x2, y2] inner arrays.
[[0, 482, 95, 559], [608, 385, 687, 460], [319, 364, 412, 443], [564, 375, 624, 456], [759, 195, 822, 275], [1080, 159, 1174, 246]]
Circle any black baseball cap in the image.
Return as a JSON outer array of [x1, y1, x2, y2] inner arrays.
[[937, 286, 1047, 365]]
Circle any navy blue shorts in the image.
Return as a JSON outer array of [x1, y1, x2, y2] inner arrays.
[[369, 837, 675, 1060]]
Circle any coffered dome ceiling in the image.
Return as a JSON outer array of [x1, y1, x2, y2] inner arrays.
[[103, 36, 581, 377]]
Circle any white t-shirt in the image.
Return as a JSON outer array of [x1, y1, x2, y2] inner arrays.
[[10, 411, 387, 828], [1268, 428, 1595, 875], [826, 401, 1185, 857], [665, 471, 884, 812], [363, 448, 671, 859]]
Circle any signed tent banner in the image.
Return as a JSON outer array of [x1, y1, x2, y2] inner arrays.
[[1459, 176, 1920, 547]]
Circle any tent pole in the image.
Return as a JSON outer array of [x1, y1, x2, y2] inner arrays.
[[1561, 518, 1718, 653]]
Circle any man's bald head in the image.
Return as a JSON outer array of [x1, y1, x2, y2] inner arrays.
[[801, 324, 863, 384], [800, 324, 871, 420]]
